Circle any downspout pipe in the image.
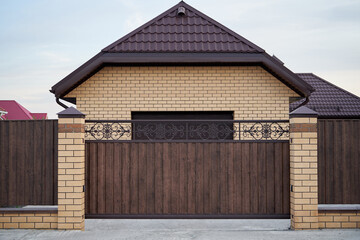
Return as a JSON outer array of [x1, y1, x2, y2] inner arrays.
[[294, 96, 310, 111], [56, 97, 69, 109]]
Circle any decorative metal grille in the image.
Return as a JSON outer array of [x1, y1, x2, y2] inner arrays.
[[85, 120, 289, 141]]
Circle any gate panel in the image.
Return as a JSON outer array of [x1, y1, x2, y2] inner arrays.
[[85, 142, 290, 217]]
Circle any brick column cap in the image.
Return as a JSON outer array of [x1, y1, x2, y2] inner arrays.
[[57, 107, 85, 118], [290, 106, 318, 118]]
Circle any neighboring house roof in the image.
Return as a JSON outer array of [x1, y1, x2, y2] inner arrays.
[[0, 100, 47, 120], [0, 107, 8, 120], [51, 1, 314, 100], [292, 73, 360, 118]]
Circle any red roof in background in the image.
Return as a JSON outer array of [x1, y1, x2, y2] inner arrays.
[[0, 100, 47, 120]]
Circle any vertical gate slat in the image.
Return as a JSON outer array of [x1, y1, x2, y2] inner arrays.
[[202, 143, 210, 213], [250, 143, 258, 214], [179, 143, 187, 214], [266, 143, 275, 214], [334, 120, 343, 203], [138, 143, 146, 214], [227, 143, 234, 214], [28, 121, 35, 205], [53, 121, 58, 205], [146, 143, 155, 214], [45, 120, 53, 204], [97, 143, 105, 213], [0, 121, 5, 206], [258, 143, 266, 214], [121, 143, 130, 214], [187, 143, 196, 214], [318, 120, 325, 204], [219, 142, 227, 214], [162, 143, 170, 214], [195, 142, 204, 214], [113, 143, 121, 213], [325, 120, 334, 203], [243, 143, 251, 213], [282, 142, 290, 214], [85, 142, 90, 214], [172, 143, 180, 213], [130, 143, 139, 214], [233, 142, 242, 213], [154, 143, 163, 214], [344, 120, 351, 204], [89, 142, 97, 214], [8, 121, 16, 205], [105, 143, 114, 213], [274, 142, 283, 214]]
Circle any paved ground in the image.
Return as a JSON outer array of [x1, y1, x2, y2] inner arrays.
[[0, 219, 359, 239]]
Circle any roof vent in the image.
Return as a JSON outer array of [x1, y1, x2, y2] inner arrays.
[[177, 6, 186, 16]]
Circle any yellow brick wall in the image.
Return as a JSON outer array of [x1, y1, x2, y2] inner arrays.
[[65, 66, 299, 120], [319, 211, 360, 229], [0, 212, 58, 229]]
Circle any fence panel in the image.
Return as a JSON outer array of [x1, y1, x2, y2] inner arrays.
[[0, 120, 58, 207], [318, 119, 360, 204]]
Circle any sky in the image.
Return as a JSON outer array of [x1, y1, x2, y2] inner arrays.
[[0, 0, 359, 119]]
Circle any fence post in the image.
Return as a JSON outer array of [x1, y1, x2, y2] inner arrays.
[[289, 106, 318, 230], [57, 107, 86, 230]]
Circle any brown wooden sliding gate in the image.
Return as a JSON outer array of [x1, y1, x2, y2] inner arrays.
[[85, 141, 290, 218]]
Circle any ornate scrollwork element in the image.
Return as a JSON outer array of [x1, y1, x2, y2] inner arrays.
[[85, 123, 131, 140], [189, 122, 236, 140], [135, 122, 185, 140], [241, 122, 289, 140]]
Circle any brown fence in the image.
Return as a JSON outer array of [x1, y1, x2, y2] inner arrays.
[[85, 141, 290, 217], [318, 119, 360, 204], [0, 120, 58, 207]]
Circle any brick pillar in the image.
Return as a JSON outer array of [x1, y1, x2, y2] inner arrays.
[[57, 107, 86, 230], [289, 106, 318, 230]]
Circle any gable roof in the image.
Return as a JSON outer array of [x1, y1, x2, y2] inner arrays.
[[291, 73, 360, 118], [0, 100, 47, 120], [51, 1, 314, 100], [103, 1, 264, 53]]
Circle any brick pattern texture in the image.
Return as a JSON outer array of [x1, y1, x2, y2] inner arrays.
[[0, 212, 58, 229], [319, 211, 360, 229], [65, 66, 298, 120], [289, 117, 318, 230], [58, 117, 85, 230]]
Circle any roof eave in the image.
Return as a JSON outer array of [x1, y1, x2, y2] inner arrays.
[[51, 52, 313, 98]]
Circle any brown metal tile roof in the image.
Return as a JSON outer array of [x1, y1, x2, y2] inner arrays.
[[291, 73, 360, 118], [103, 1, 264, 53], [51, 1, 314, 99]]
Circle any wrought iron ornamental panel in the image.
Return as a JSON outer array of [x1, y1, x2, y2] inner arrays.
[[85, 120, 289, 141]]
